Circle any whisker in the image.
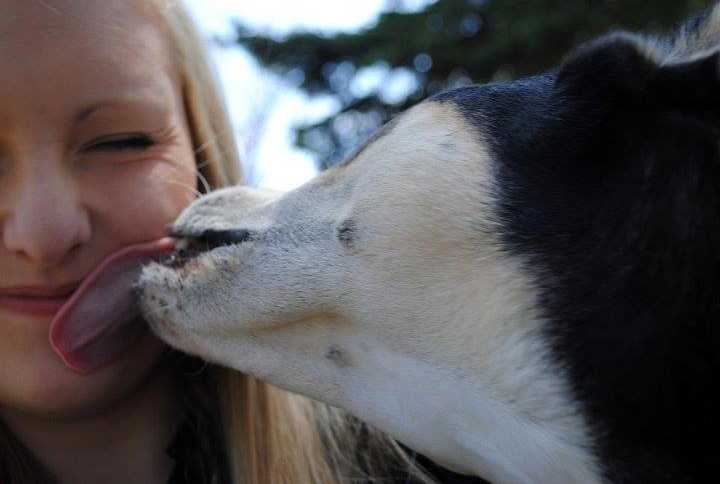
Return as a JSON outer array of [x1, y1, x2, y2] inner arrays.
[[161, 158, 212, 196], [162, 178, 203, 200], [193, 139, 214, 157], [196, 168, 212, 195], [195, 158, 211, 171], [143, 302, 179, 320], [193, 133, 223, 160], [36, 0, 61, 15], [183, 359, 208, 376], [136, 269, 186, 320]]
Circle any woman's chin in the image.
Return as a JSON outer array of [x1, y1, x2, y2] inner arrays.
[[0, 331, 169, 420]]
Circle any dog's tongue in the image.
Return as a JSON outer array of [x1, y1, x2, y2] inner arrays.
[[50, 238, 175, 375]]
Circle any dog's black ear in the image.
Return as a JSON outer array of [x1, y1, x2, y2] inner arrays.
[[556, 31, 720, 107], [556, 32, 659, 101]]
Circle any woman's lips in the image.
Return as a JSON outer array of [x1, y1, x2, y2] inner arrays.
[[0, 284, 81, 318]]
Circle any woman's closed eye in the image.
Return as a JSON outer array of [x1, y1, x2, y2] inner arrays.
[[83, 133, 156, 152]]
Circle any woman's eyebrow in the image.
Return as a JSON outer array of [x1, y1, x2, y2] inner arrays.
[[75, 103, 108, 124], [74, 95, 168, 124]]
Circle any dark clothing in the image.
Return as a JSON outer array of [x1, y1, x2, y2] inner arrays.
[[166, 416, 229, 484]]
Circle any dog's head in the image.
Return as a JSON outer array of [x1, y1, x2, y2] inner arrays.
[[139, 31, 720, 482]]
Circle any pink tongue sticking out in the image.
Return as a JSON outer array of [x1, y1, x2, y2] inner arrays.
[[50, 238, 176, 375]]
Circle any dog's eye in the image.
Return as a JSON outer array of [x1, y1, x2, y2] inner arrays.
[[172, 229, 254, 252], [194, 229, 253, 249]]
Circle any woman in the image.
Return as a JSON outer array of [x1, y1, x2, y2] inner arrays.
[[0, 1, 483, 483]]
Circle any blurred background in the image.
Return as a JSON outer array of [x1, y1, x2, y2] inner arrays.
[[184, 0, 712, 190]]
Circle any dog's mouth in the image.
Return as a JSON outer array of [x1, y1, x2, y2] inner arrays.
[[163, 229, 254, 269]]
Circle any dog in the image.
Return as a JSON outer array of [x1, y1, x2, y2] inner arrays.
[[138, 7, 720, 483]]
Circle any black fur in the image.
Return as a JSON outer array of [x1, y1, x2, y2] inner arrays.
[[433, 24, 720, 484], [337, 219, 357, 249]]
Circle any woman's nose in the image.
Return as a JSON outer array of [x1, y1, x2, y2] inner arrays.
[[3, 168, 91, 268]]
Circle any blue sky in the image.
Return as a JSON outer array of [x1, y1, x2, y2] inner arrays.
[[184, 0, 434, 190]]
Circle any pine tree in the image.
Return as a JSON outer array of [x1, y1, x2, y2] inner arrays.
[[235, 0, 712, 168]]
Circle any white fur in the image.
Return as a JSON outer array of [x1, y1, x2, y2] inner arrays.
[[139, 102, 601, 483]]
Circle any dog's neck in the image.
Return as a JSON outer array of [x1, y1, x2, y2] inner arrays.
[[332, 334, 602, 484]]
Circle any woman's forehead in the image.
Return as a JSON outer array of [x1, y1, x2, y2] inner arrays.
[[0, 0, 169, 58], [0, 0, 162, 34], [0, 0, 178, 121]]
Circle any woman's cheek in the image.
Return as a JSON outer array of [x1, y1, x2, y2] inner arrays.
[[81, 157, 197, 240]]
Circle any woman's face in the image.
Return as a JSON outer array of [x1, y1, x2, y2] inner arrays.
[[0, 0, 197, 417]]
